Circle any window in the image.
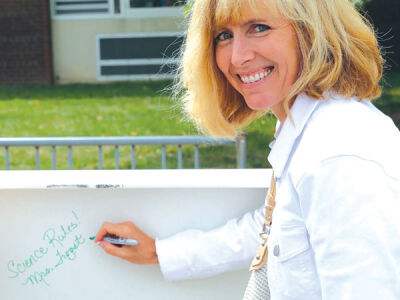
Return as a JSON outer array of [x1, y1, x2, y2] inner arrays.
[[51, 0, 186, 19]]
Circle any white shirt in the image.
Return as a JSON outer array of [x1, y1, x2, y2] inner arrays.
[[156, 93, 400, 299]]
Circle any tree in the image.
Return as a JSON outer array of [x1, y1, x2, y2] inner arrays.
[[362, 0, 400, 70]]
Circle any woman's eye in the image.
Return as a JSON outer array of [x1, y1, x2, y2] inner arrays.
[[254, 24, 270, 33], [215, 32, 232, 42]]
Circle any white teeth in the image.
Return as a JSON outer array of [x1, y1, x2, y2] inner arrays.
[[240, 68, 272, 84]]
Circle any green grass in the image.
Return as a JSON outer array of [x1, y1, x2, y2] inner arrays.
[[0, 73, 398, 170], [0, 81, 274, 169], [378, 72, 400, 115]]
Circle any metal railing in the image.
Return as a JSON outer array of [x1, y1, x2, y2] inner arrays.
[[0, 134, 246, 170]]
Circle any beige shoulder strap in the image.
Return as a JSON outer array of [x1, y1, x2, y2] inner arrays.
[[249, 172, 276, 271]]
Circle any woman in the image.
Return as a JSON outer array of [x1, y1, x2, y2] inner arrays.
[[95, 0, 400, 298]]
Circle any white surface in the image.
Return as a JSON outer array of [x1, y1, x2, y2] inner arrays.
[[0, 169, 269, 300], [0, 169, 272, 189]]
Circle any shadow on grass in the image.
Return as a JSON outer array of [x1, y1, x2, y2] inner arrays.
[[0, 80, 174, 100]]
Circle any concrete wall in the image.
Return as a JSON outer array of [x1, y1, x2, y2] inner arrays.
[[51, 16, 184, 84]]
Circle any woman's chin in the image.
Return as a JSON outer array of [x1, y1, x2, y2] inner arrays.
[[243, 94, 281, 111], [245, 102, 270, 111], [242, 94, 276, 111]]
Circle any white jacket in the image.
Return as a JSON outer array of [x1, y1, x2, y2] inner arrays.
[[156, 92, 400, 299]]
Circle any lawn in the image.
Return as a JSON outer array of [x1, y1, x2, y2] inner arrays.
[[0, 73, 398, 170]]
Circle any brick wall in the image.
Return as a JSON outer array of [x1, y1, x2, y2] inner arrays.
[[0, 0, 53, 86]]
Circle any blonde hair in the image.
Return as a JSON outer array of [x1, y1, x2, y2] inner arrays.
[[176, 0, 383, 138]]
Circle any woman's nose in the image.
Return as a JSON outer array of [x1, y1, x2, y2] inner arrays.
[[231, 36, 255, 67]]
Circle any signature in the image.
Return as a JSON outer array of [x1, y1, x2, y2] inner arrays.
[[6, 211, 87, 287]]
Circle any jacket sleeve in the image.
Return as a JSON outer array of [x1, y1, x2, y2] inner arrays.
[[296, 155, 400, 299], [155, 205, 265, 281]]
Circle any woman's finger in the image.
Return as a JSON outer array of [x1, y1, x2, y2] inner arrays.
[[100, 241, 130, 258], [94, 222, 128, 242]]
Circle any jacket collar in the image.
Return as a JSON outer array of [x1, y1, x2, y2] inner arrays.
[[268, 93, 320, 178]]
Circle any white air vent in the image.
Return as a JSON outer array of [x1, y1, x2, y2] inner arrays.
[[54, 0, 111, 16], [97, 33, 184, 80]]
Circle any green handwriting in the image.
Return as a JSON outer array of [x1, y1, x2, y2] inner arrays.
[[6, 211, 86, 288], [54, 234, 86, 267], [7, 247, 49, 278], [22, 267, 54, 287], [42, 222, 79, 249]]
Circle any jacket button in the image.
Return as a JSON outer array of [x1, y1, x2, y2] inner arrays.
[[273, 245, 280, 257]]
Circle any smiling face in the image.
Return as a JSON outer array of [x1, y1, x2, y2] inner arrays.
[[214, 4, 300, 122]]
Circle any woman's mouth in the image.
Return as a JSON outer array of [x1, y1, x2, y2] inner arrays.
[[238, 67, 274, 84]]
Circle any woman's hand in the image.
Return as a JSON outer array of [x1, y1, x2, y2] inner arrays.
[[94, 221, 159, 265]]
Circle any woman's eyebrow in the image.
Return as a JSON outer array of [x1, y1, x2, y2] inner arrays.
[[213, 26, 228, 34], [214, 19, 268, 33], [243, 19, 268, 26]]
